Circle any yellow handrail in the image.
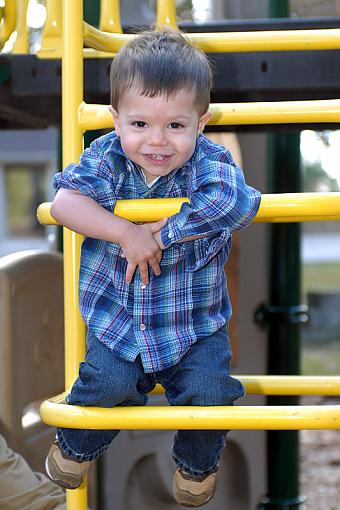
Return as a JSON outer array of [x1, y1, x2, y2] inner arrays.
[[37, 193, 340, 226], [40, 375, 340, 399], [83, 22, 340, 53], [78, 100, 340, 131], [40, 398, 340, 430]]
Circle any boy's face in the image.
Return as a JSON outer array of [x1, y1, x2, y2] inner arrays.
[[110, 87, 211, 183]]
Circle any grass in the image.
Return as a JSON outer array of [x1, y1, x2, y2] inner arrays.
[[302, 261, 340, 301], [302, 342, 340, 375], [302, 261, 340, 375]]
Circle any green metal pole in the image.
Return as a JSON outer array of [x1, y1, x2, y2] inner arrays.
[[257, 1, 306, 508], [258, 134, 305, 509]]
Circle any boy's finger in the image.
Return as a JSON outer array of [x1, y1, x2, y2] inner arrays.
[[148, 217, 168, 234], [125, 263, 136, 284], [148, 257, 161, 277], [138, 262, 149, 285]]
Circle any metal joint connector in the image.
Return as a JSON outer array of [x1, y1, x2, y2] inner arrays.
[[255, 304, 309, 327]]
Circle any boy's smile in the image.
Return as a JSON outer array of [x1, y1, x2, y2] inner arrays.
[[110, 87, 211, 183]]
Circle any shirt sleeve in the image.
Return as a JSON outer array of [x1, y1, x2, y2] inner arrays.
[[160, 155, 261, 250], [53, 141, 117, 212]]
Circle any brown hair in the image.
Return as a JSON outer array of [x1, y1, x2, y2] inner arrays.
[[110, 30, 213, 115]]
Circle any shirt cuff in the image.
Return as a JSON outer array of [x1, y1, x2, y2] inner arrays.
[[160, 219, 183, 248]]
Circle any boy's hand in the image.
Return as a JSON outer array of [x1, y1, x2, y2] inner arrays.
[[120, 218, 167, 284]]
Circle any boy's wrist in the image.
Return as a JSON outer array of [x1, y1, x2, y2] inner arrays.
[[154, 230, 165, 250], [113, 217, 136, 245]]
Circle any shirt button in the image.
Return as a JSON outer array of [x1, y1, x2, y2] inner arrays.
[[140, 323, 146, 331], [168, 231, 174, 239], [140, 283, 146, 290]]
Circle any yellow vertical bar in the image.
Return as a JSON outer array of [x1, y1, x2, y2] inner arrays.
[[156, 0, 178, 29], [12, 0, 29, 54], [66, 479, 88, 509], [99, 0, 122, 33], [40, 0, 62, 52], [62, 0, 85, 387], [62, 1, 87, 508], [0, 0, 17, 48]]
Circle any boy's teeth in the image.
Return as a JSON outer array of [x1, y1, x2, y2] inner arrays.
[[151, 154, 165, 160]]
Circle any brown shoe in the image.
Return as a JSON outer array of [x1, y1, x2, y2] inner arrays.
[[173, 468, 218, 507], [45, 440, 92, 489]]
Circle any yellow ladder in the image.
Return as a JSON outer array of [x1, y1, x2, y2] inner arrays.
[[37, 1, 340, 508]]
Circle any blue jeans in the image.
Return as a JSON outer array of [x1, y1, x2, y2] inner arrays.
[[57, 327, 244, 477]]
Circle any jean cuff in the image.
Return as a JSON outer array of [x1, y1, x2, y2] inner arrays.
[[172, 453, 219, 478], [57, 429, 111, 462]]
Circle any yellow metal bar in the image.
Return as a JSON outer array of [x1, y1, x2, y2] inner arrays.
[[209, 100, 340, 125], [78, 99, 340, 131], [156, 0, 178, 30], [12, 0, 29, 54], [40, 398, 340, 430], [39, 0, 62, 56], [83, 22, 340, 53], [37, 193, 340, 226], [62, 0, 86, 508], [99, 0, 122, 33], [0, 0, 16, 49], [257, 192, 340, 222], [66, 482, 87, 510], [50, 374, 340, 399], [151, 376, 340, 396], [62, 0, 86, 391]]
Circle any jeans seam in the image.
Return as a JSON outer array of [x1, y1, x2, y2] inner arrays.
[[57, 429, 112, 462]]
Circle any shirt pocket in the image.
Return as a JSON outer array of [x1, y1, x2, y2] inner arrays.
[[160, 243, 186, 266], [184, 233, 230, 272]]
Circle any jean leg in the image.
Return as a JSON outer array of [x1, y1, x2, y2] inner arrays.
[[57, 332, 155, 461], [160, 327, 244, 477]]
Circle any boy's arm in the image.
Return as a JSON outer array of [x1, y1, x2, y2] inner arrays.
[[159, 159, 261, 249], [51, 188, 166, 284]]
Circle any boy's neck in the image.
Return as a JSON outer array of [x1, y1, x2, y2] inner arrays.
[[140, 167, 161, 188]]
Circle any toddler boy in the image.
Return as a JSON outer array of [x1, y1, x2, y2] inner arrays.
[[45, 30, 261, 507]]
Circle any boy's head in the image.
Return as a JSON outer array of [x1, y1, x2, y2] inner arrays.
[[110, 30, 213, 116], [109, 30, 213, 183]]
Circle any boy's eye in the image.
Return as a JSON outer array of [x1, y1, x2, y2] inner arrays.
[[133, 121, 147, 128], [169, 122, 184, 129]]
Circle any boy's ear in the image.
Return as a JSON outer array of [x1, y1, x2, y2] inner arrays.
[[109, 106, 120, 136], [197, 110, 212, 135]]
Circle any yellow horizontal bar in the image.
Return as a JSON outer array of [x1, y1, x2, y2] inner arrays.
[[79, 99, 340, 131], [37, 48, 117, 60], [37, 193, 340, 226], [152, 375, 340, 396], [257, 192, 340, 222], [83, 22, 340, 53], [40, 397, 340, 430]]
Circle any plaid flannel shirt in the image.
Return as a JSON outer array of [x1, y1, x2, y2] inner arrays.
[[54, 132, 261, 372]]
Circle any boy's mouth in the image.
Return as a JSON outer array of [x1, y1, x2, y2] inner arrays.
[[143, 153, 172, 165]]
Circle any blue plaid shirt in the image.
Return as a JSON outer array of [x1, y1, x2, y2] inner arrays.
[[54, 132, 261, 373]]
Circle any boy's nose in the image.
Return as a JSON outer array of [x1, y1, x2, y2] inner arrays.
[[147, 128, 168, 146]]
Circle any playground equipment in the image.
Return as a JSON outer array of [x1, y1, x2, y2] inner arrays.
[[0, 0, 338, 508], [0, 250, 64, 469]]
